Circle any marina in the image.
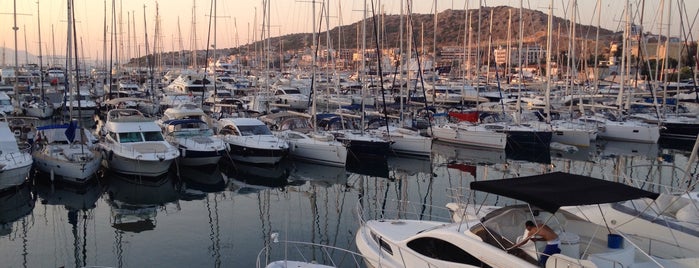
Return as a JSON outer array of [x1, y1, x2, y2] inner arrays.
[[0, 0, 698, 267]]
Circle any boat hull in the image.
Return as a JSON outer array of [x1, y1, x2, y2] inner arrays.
[[660, 122, 699, 140], [0, 163, 32, 192], [287, 140, 347, 167], [33, 153, 102, 183], [101, 152, 175, 177], [505, 130, 552, 149], [599, 123, 660, 143], [551, 129, 591, 147], [431, 125, 507, 149], [227, 144, 287, 165], [179, 148, 226, 166]]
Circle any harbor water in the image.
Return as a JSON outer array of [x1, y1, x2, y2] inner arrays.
[[0, 134, 695, 267]]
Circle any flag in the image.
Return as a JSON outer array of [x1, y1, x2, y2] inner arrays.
[[65, 120, 77, 143]]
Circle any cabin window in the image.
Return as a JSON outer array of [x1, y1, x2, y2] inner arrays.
[[407, 237, 489, 267], [370, 231, 393, 255], [238, 125, 272, 136], [143, 131, 164, 141], [119, 132, 143, 143]]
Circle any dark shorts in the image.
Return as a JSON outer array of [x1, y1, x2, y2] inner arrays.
[[540, 244, 561, 266]]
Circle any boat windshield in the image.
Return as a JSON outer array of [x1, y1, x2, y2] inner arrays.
[[119, 132, 144, 143], [237, 125, 272, 136], [143, 131, 165, 141]]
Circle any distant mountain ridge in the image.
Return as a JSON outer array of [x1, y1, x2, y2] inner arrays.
[[233, 6, 616, 55], [135, 6, 619, 66]]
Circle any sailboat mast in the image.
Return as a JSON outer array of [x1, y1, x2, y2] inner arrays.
[[399, 0, 403, 125], [593, 0, 601, 94], [544, 0, 553, 123], [37, 0, 44, 101], [361, 0, 367, 132], [12, 0, 19, 114], [616, 0, 629, 109]]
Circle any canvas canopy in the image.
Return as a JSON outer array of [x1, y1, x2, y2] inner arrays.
[[470, 172, 660, 213]]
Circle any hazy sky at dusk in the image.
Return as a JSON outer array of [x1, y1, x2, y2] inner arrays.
[[0, 0, 697, 64]]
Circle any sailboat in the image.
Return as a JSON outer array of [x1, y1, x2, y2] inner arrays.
[[21, 0, 54, 119], [32, 121, 102, 183], [32, 0, 102, 184]]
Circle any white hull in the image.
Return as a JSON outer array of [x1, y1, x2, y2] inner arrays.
[[33, 152, 102, 183], [551, 129, 591, 147], [599, 123, 660, 143], [24, 106, 55, 119], [287, 139, 347, 167], [0, 164, 31, 191], [431, 124, 507, 149], [387, 134, 432, 156], [101, 152, 174, 176]]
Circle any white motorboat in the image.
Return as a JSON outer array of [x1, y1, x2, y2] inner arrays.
[[430, 121, 507, 149], [159, 104, 227, 166], [102, 97, 160, 117], [164, 71, 214, 98], [97, 109, 180, 176], [271, 85, 309, 110], [357, 172, 699, 268], [32, 123, 102, 183], [217, 117, 288, 165], [161, 119, 227, 166], [0, 119, 32, 191]]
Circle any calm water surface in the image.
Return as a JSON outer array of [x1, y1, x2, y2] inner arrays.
[[0, 136, 694, 267]]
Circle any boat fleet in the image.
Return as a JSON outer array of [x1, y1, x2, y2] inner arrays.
[[0, 61, 698, 268], [0, 61, 696, 186]]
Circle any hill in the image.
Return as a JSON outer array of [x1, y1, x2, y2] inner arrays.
[[131, 6, 618, 66]]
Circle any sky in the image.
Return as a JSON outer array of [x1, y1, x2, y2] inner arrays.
[[0, 0, 697, 65]]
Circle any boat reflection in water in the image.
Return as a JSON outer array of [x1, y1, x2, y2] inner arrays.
[[346, 153, 389, 179], [387, 155, 433, 180], [432, 141, 506, 166], [105, 171, 180, 233], [659, 137, 695, 153], [599, 140, 659, 160], [179, 164, 227, 199], [506, 145, 552, 164], [0, 182, 34, 237], [222, 158, 294, 194], [34, 179, 103, 268], [550, 141, 600, 163], [287, 160, 348, 188], [35, 179, 103, 211]]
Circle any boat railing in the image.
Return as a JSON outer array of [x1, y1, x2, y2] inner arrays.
[[255, 236, 368, 268], [355, 198, 454, 225], [4, 148, 31, 164], [614, 164, 694, 194]]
